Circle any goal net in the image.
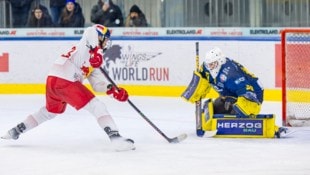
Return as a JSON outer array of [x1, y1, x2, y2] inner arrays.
[[281, 29, 310, 127]]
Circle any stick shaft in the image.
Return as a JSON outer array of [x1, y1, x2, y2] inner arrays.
[[195, 42, 203, 133], [99, 67, 175, 142]]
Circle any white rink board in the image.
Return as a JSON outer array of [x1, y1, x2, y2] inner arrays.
[[0, 40, 277, 87]]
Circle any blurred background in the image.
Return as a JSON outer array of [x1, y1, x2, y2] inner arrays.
[[1, 0, 310, 28]]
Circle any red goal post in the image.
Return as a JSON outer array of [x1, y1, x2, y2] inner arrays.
[[281, 29, 310, 127]]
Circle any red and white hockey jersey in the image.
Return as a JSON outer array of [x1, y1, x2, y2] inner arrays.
[[48, 25, 108, 92]]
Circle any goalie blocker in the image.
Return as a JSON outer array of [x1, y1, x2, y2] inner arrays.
[[201, 99, 283, 138]]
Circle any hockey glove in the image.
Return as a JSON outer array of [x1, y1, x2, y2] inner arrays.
[[242, 91, 260, 104], [89, 46, 103, 68], [106, 85, 128, 102], [181, 71, 211, 103], [233, 92, 261, 118]]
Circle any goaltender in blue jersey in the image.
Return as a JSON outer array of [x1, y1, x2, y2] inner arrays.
[[182, 47, 264, 118], [181, 47, 289, 138]]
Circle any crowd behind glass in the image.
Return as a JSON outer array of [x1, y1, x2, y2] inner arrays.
[[1, 0, 310, 28]]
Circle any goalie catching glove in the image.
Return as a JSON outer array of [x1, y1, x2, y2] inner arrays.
[[181, 71, 211, 103], [106, 84, 128, 102]]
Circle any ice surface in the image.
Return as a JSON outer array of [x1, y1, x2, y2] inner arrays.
[[0, 95, 310, 175]]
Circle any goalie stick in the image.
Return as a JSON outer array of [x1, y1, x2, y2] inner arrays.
[[195, 42, 204, 137], [99, 67, 187, 143]]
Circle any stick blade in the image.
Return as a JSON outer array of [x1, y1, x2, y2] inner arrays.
[[169, 133, 188, 143], [203, 130, 218, 138]]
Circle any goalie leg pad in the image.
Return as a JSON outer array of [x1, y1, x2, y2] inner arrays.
[[201, 99, 214, 131], [211, 114, 278, 138], [181, 71, 211, 103], [233, 96, 261, 118]]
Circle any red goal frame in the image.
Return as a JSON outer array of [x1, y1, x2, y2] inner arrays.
[[281, 29, 310, 126]]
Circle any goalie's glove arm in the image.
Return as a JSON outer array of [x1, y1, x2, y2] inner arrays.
[[181, 71, 211, 103], [241, 91, 261, 104], [234, 84, 262, 103], [232, 91, 262, 118], [231, 77, 263, 103]]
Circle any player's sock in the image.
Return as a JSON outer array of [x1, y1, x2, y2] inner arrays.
[[104, 127, 135, 151]]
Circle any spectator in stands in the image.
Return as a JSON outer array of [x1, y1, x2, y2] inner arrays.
[[90, 0, 123, 27], [125, 4, 148, 27], [9, 0, 34, 27], [49, 0, 66, 24], [58, 0, 85, 27], [27, 4, 54, 27]]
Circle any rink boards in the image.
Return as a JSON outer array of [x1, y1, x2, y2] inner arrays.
[[0, 27, 291, 101]]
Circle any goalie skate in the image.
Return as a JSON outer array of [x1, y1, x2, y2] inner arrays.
[[275, 127, 297, 138]]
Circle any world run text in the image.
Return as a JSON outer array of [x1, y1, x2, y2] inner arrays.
[[111, 67, 169, 81]]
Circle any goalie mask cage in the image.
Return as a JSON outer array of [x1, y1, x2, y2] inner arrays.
[[281, 29, 310, 127]]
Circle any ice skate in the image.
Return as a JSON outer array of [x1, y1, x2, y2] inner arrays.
[[104, 127, 135, 151], [275, 127, 289, 138], [1, 123, 26, 140], [110, 136, 135, 152]]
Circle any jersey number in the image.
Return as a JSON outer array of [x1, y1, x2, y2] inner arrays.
[[61, 46, 77, 58]]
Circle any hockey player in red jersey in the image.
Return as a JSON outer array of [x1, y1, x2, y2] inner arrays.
[[1, 24, 135, 151]]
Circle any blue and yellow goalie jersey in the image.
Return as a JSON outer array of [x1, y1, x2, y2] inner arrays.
[[200, 57, 264, 103]]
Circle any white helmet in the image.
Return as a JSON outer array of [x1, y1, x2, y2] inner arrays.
[[205, 47, 225, 64], [204, 47, 226, 78]]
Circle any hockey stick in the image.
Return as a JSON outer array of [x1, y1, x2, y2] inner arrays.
[[99, 67, 187, 143], [195, 42, 204, 137]]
